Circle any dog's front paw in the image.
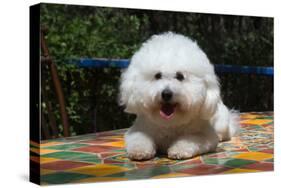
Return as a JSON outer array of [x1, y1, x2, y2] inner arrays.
[[127, 150, 156, 160], [217, 133, 231, 142], [167, 140, 202, 160], [168, 148, 196, 160]]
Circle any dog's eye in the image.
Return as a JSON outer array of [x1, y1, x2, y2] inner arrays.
[[154, 72, 162, 80], [175, 72, 184, 81]]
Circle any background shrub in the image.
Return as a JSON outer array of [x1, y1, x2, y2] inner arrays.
[[40, 4, 273, 138]]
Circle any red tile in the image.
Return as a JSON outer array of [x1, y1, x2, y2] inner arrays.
[[103, 159, 125, 164], [262, 124, 273, 128], [136, 163, 158, 169], [72, 145, 121, 153], [207, 153, 228, 158], [260, 149, 274, 154], [178, 164, 230, 175], [234, 148, 249, 152], [100, 152, 122, 159], [244, 162, 273, 171], [41, 160, 91, 170], [80, 139, 118, 145], [240, 124, 254, 128]]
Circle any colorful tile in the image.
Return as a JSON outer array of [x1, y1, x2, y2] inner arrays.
[[43, 143, 89, 150], [73, 177, 128, 183], [107, 166, 171, 179], [80, 139, 119, 145], [41, 160, 92, 171], [40, 141, 64, 147], [42, 151, 101, 163], [70, 164, 130, 176], [40, 149, 60, 155], [40, 157, 59, 164], [232, 152, 273, 161], [40, 168, 56, 175], [100, 141, 125, 147], [41, 172, 93, 184], [36, 112, 274, 185], [30, 147, 39, 154], [30, 156, 39, 163], [100, 152, 122, 159], [30, 140, 40, 147], [241, 119, 272, 125], [222, 168, 260, 174], [203, 157, 256, 167], [72, 145, 122, 153], [243, 162, 273, 171], [152, 172, 191, 179], [207, 158, 256, 168], [177, 164, 230, 175]]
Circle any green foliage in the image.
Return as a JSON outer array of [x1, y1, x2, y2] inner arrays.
[[40, 4, 273, 138]]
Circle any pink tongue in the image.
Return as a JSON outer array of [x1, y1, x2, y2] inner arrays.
[[160, 104, 175, 120]]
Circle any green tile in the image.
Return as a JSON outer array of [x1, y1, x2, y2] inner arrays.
[[170, 163, 198, 171], [247, 125, 263, 129], [30, 144, 38, 149], [41, 172, 93, 184], [203, 158, 230, 165], [109, 154, 131, 162], [247, 147, 260, 152], [43, 143, 89, 150], [107, 166, 171, 179], [224, 159, 256, 168], [265, 158, 274, 162], [75, 155, 102, 163], [114, 163, 136, 168], [257, 117, 273, 120], [204, 158, 256, 168], [42, 151, 101, 163], [114, 149, 126, 152]]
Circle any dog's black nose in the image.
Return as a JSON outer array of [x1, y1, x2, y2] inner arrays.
[[161, 88, 173, 102]]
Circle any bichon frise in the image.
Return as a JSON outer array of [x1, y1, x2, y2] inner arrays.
[[119, 32, 239, 160]]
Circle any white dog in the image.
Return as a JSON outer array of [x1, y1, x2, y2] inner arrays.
[[119, 32, 239, 160]]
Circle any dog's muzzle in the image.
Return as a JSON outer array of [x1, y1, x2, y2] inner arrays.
[[161, 88, 173, 102], [160, 88, 176, 120]]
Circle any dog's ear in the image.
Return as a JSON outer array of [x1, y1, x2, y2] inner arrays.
[[200, 74, 220, 119], [118, 68, 139, 114]]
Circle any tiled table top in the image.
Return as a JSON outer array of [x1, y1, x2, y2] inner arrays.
[[30, 112, 274, 185]]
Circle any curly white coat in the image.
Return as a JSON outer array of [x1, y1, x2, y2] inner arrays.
[[119, 32, 239, 160]]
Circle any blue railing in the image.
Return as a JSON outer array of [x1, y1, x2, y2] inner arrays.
[[69, 58, 273, 76]]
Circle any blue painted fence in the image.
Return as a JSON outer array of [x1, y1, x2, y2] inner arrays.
[[69, 58, 273, 76]]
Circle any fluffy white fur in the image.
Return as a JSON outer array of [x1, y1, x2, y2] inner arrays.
[[119, 32, 239, 160]]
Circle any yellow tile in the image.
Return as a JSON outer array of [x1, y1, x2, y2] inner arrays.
[[40, 149, 59, 155], [153, 173, 191, 179], [240, 114, 260, 119], [40, 168, 56, 175], [69, 164, 129, 177], [222, 168, 260, 174], [233, 152, 273, 161], [241, 119, 272, 125], [74, 177, 128, 183], [30, 147, 39, 154], [40, 157, 59, 164], [156, 158, 178, 165], [100, 141, 125, 147], [40, 141, 64, 147]]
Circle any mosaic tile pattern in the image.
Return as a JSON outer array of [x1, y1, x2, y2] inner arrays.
[[30, 112, 274, 185]]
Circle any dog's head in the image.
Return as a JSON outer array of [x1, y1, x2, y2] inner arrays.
[[119, 32, 220, 125]]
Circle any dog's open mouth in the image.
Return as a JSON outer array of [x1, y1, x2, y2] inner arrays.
[[160, 103, 176, 120]]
